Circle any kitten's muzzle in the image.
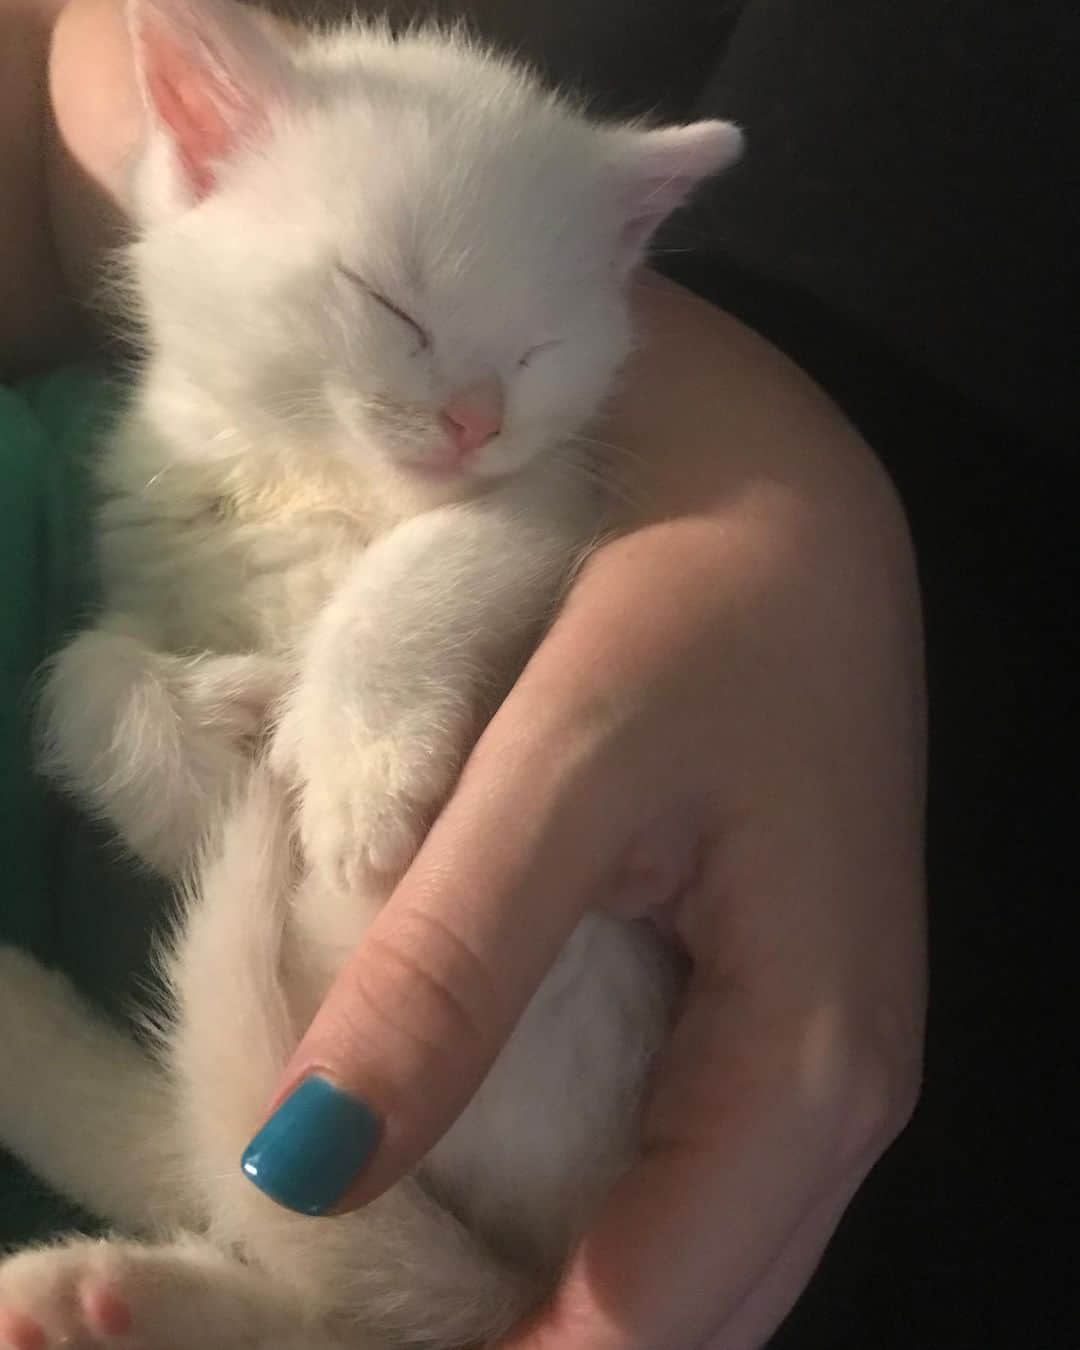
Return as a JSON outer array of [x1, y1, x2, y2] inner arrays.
[[433, 377, 504, 467]]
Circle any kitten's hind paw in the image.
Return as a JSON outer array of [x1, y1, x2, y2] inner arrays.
[[0, 1310, 46, 1350], [0, 1238, 316, 1350], [0, 1245, 132, 1349]]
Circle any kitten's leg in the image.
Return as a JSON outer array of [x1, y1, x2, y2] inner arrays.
[[0, 948, 193, 1232], [0, 1236, 351, 1350], [40, 622, 288, 873], [273, 490, 593, 893]]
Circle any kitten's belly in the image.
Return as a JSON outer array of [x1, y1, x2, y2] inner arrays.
[[102, 508, 366, 654]]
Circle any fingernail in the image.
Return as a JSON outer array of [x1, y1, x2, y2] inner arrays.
[[240, 1075, 381, 1215]]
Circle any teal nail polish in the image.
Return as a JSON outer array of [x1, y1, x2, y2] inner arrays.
[[241, 1076, 380, 1215]]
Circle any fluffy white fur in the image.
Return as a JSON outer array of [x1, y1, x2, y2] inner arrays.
[[0, 1, 740, 1344]]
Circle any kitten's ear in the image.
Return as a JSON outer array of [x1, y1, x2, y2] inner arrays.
[[127, 0, 292, 215], [617, 120, 744, 269]]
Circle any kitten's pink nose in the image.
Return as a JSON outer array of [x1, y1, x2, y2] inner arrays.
[[438, 379, 504, 459]]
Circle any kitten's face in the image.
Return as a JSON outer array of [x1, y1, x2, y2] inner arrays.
[[265, 107, 637, 486], [129, 5, 741, 490], [318, 190, 632, 487], [138, 100, 634, 489]]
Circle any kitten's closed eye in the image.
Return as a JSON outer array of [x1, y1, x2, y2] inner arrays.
[[518, 340, 563, 369], [337, 265, 431, 351]]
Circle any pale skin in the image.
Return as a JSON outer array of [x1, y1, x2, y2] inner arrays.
[[2, 1, 927, 1346]]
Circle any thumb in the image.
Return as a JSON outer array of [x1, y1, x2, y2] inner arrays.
[[240, 710, 628, 1217]]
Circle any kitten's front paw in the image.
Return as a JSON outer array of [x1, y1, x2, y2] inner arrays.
[[42, 632, 292, 875], [299, 734, 460, 893], [272, 698, 464, 892]]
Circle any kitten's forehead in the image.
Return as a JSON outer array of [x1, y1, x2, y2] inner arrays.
[[338, 131, 613, 323], [294, 36, 620, 298]]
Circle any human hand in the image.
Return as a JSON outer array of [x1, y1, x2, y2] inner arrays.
[[249, 277, 927, 1348]]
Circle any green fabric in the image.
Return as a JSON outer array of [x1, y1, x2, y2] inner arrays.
[[0, 367, 169, 1247]]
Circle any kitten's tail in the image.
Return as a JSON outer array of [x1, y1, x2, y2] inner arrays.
[[165, 764, 301, 1218], [171, 765, 540, 1346]]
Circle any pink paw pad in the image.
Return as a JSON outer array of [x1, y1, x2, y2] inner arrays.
[[0, 1310, 45, 1350], [79, 1282, 132, 1338]]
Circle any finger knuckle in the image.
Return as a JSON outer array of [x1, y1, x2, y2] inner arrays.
[[359, 906, 502, 1065]]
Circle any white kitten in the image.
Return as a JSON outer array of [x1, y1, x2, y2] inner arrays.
[[0, 1, 740, 1345]]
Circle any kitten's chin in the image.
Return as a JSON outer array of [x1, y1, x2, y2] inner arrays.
[[391, 459, 507, 505], [391, 441, 537, 488], [376, 452, 495, 508], [337, 420, 550, 496]]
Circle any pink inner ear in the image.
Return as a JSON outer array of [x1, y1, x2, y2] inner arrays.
[[145, 54, 241, 197], [135, 1, 276, 200]]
